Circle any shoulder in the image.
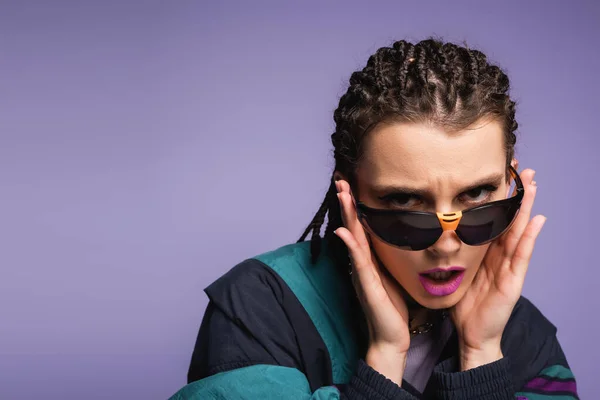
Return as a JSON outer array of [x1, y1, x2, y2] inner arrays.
[[205, 241, 321, 308], [205, 239, 361, 385], [204, 256, 286, 309], [207, 239, 349, 315], [207, 240, 314, 289], [194, 240, 341, 390]]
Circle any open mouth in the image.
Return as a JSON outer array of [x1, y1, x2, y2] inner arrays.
[[418, 268, 466, 296], [422, 270, 461, 282]]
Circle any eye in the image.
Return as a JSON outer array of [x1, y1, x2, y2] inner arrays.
[[378, 193, 422, 209], [459, 185, 498, 204]]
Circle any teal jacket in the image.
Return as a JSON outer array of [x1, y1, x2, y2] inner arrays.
[[170, 240, 578, 399]]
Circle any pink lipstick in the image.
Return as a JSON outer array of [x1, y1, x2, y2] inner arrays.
[[418, 266, 465, 296]]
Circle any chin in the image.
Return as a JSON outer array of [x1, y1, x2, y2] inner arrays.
[[414, 290, 464, 310]]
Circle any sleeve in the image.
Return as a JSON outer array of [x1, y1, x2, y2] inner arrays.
[[514, 335, 578, 400], [171, 359, 419, 400], [426, 335, 578, 400], [170, 260, 419, 400]]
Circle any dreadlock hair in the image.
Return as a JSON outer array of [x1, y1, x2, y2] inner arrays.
[[298, 38, 518, 267]]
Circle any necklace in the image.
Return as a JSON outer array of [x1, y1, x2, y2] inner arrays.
[[409, 320, 434, 335], [409, 310, 448, 335]]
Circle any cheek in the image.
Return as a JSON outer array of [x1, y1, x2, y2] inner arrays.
[[369, 237, 422, 279], [468, 243, 490, 263], [462, 244, 490, 278]]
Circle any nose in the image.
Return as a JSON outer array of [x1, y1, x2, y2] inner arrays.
[[427, 230, 462, 256]]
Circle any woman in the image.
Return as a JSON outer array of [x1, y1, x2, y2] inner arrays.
[[170, 39, 578, 399]]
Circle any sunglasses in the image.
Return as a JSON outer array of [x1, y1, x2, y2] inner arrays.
[[353, 166, 524, 251]]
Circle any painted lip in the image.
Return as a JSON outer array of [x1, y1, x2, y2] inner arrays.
[[420, 266, 466, 275], [418, 266, 466, 296]]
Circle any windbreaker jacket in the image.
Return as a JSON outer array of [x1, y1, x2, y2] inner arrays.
[[170, 240, 578, 400]]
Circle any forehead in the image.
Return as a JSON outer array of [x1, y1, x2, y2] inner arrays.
[[357, 120, 507, 187]]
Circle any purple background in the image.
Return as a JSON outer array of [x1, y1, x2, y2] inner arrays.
[[2, 1, 598, 399]]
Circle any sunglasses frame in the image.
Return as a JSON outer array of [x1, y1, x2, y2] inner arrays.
[[353, 166, 525, 250]]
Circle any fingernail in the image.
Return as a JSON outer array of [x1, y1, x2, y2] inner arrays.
[[334, 181, 340, 193], [531, 180, 537, 186]]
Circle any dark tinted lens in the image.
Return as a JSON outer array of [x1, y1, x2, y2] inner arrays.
[[360, 211, 442, 250], [456, 202, 520, 245]]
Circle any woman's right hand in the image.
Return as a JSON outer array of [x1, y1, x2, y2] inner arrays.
[[333, 179, 411, 385]]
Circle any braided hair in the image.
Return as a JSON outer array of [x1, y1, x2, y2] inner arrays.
[[298, 39, 518, 267]]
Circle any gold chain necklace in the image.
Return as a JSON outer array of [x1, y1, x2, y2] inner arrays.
[[409, 310, 448, 335]]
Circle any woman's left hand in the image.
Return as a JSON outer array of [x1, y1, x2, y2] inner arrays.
[[451, 168, 547, 371]]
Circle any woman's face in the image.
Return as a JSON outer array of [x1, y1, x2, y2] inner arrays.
[[349, 119, 513, 310]]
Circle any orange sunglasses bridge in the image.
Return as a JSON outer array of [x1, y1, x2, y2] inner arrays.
[[436, 211, 463, 231]]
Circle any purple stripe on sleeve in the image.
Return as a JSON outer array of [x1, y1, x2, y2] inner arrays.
[[524, 376, 577, 393]]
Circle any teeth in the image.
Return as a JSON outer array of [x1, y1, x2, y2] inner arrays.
[[431, 271, 452, 280]]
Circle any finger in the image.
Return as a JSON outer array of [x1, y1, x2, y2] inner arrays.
[[334, 227, 370, 273], [337, 179, 360, 215], [502, 170, 537, 257], [334, 227, 382, 300], [335, 179, 351, 229], [335, 180, 386, 292], [337, 185, 370, 249], [333, 227, 366, 303], [508, 168, 533, 196], [510, 215, 546, 276], [515, 168, 535, 196], [336, 178, 350, 194]]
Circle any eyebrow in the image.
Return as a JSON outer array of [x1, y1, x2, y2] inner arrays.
[[370, 173, 506, 197]]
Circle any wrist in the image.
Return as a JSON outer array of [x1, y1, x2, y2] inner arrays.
[[459, 341, 503, 371], [366, 344, 407, 386]]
